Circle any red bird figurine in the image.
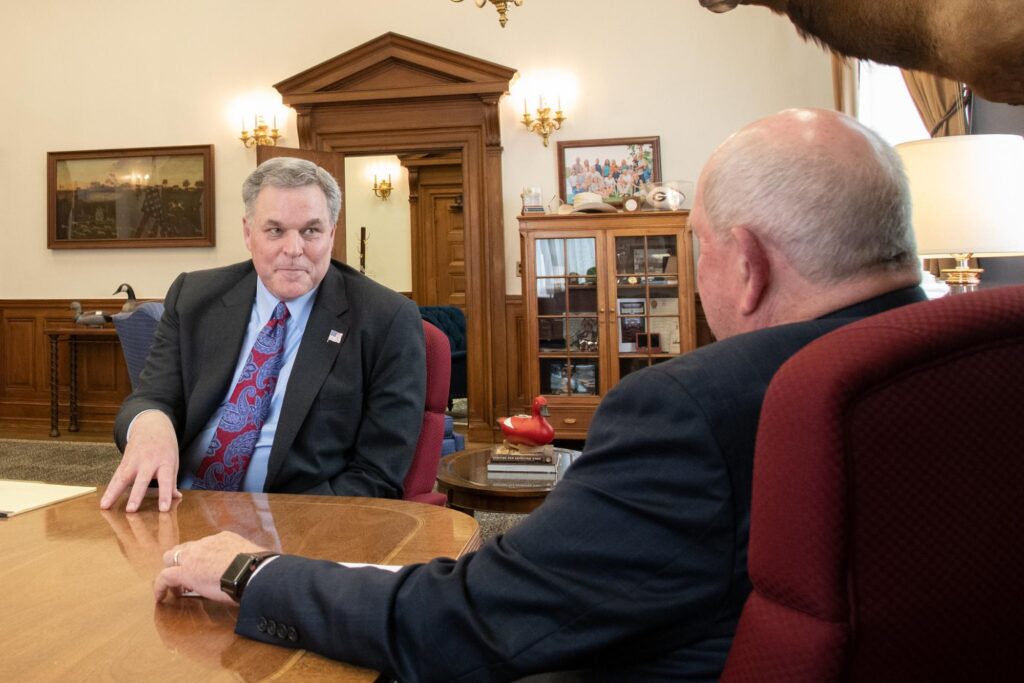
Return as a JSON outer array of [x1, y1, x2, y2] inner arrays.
[[499, 395, 555, 447]]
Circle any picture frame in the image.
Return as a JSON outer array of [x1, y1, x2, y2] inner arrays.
[[617, 297, 647, 352], [48, 144, 215, 249], [557, 136, 661, 207]]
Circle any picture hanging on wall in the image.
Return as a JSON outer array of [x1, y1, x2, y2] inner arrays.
[[47, 144, 215, 249], [557, 136, 661, 207]]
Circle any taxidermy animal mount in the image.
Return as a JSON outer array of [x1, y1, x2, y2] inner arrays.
[[112, 283, 139, 312], [70, 301, 112, 327], [698, 0, 1024, 105]]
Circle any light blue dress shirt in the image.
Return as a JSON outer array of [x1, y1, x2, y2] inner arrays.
[[178, 279, 318, 492]]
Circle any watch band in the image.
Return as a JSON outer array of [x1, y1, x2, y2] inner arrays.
[[220, 551, 279, 603]]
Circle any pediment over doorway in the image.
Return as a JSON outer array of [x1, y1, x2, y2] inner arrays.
[[274, 32, 517, 105]]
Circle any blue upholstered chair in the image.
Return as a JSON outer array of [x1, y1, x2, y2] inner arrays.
[[417, 306, 467, 407], [442, 415, 466, 456], [111, 301, 164, 391]]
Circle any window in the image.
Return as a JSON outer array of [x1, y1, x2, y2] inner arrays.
[[857, 61, 929, 145]]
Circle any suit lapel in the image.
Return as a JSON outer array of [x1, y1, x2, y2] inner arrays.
[[265, 265, 351, 488], [184, 271, 257, 445]]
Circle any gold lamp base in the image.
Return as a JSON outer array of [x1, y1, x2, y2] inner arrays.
[[940, 253, 984, 295]]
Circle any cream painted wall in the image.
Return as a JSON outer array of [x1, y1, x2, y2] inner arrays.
[[0, 0, 832, 299], [343, 155, 411, 291]]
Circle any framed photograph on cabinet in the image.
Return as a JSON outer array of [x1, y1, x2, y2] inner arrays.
[[47, 144, 215, 249], [617, 297, 646, 352], [557, 136, 661, 207]]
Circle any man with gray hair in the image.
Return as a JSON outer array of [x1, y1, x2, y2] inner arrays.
[[153, 111, 925, 680], [103, 157, 425, 512]]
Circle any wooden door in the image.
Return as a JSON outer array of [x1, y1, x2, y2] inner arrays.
[[408, 162, 465, 309], [256, 146, 347, 261]]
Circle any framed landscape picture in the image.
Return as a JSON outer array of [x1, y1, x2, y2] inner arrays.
[[47, 144, 215, 249], [557, 136, 661, 206]]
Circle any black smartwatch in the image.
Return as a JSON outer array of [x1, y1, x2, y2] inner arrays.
[[220, 551, 279, 603]]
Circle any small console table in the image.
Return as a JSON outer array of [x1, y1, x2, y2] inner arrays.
[[436, 446, 580, 515], [44, 326, 120, 437]]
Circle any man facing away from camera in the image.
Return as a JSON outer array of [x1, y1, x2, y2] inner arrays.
[[101, 157, 425, 513], [152, 110, 925, 681]]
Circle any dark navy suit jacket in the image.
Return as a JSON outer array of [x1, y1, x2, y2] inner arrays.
[[236, 287, 926, 680], [114, 259, 425, 498]]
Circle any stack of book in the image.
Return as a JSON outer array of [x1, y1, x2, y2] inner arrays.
[[486, 451, 558, 482]]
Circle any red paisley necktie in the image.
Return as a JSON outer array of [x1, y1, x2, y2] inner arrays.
[[193, 302, 289, 491]]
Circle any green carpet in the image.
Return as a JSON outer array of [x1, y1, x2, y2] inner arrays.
[[0, 438, 121, 486]]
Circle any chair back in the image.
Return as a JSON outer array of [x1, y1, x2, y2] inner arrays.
[[402, 320, 451, 506], [418, 306, 466, 352], [418, 305, 468, 403], [111, 301, 165, 391], [722, 285, 1024, 682]]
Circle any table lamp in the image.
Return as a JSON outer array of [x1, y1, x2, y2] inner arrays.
[[896, 134, 1024, 294]]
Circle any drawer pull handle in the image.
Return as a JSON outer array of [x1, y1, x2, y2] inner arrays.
[[563, 418, 577, 425]]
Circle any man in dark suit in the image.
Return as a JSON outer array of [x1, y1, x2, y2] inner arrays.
[[102, 157, 425, 513], [153, 110, 925, 680]]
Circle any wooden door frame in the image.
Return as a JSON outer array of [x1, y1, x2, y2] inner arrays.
[[274, 33, 516, 441], [404, 158, 463, 306]]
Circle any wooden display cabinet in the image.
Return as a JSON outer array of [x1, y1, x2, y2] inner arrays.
[[518, 211, 696, 438]]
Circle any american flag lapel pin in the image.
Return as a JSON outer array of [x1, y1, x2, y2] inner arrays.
[[328, 330, 343, 344]]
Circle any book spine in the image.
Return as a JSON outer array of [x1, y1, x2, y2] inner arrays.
[[483, 464, 557, 475], [489, 454, 555, 464]]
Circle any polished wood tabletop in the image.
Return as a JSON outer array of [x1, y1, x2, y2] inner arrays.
[[0, 489, 480, 682], [436, 447, 579, 515]]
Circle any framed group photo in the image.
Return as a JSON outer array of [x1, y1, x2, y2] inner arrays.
[[47, 144, 215, 249], [557, 136, 661, 206]]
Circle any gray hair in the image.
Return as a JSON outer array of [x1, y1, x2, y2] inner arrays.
[[242, 157, 342, 224], [700, 116, 917, 283]]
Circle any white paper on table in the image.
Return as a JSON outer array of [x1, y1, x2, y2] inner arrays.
[[338, 562, 403, 572]]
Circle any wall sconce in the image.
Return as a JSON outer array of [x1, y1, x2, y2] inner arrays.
[[239, 115, 282, 148], [450, 0, 523, 27], [372, 174, 393, 200], [521, 97, 566, 147]]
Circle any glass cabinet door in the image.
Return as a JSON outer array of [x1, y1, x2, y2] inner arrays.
[[613, 233, 681, 380], [535, 237, 600, 397]]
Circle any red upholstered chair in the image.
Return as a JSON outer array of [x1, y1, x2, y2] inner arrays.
[[722, 285, 1024, 682], [402, 321, 451, 506]]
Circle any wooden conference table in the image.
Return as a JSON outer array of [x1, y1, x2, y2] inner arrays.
[[0, 489, 480, 682]]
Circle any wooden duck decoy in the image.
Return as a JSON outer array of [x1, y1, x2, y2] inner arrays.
[[70, 301, 112, 327], [113, 283, 139, 312], [499, 395, 555, 447]]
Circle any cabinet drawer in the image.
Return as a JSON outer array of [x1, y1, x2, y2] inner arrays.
[[546, 405, 593, 439]]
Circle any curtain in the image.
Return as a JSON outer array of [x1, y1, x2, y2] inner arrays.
[[832, 55, 859, 117], [901, 69, 968, 137], [901, 69, 970, 275]]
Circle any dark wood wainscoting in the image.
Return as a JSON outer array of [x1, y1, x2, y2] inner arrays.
[[505, 295, 527, 417], [0, 299, 131, 435], [0, 295, 708, 438]]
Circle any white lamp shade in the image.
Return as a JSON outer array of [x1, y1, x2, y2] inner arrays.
[[896, 135, 1024, 256]]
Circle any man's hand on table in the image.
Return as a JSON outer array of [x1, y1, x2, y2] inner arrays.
[[100, 410, 182, 512], [155, 531, 268, 605]]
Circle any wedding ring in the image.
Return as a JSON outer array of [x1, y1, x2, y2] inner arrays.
[[173, 549, 182, 567]]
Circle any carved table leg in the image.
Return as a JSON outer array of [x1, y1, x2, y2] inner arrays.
[[49, 334, 60, 437], [69, 337, 79, 432]]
